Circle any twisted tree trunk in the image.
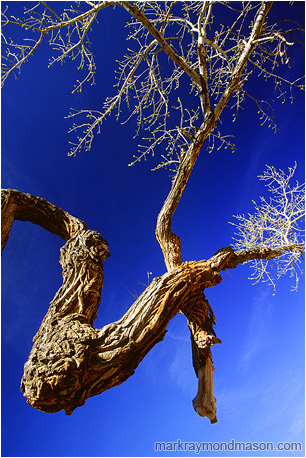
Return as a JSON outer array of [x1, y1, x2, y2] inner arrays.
[[2, 189, 301, 421], [1, 189, 223, 421]]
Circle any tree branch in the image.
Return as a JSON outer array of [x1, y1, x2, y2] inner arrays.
[[155, 2, 274, 272], [208, 244, 304, 272], [214, 1, 273, 119], [1, 189, 88, 252], [1, 1, 117, 87], [2, 189, 222, 422], [119, 1, 202, 87], [197, 2, 211, 115], [2, 188, 304, 420], [155, 111, 215, 271]]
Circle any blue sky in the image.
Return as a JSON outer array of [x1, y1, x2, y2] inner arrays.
[[1, 2, 305, 457]]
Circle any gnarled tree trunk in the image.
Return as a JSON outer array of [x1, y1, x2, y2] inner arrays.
[[2, 189, 301, 421], [1, 189, 223, 421]]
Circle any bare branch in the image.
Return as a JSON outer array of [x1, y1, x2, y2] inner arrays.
[[230, 164, 305, 290], [3, 1, 303, 162], [119, 1, 202, 87], [214, 1, 274, 119], [1, 1, 117, 88]]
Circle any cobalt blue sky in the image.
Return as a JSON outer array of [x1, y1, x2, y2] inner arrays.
[[1, 2, 305, 457]]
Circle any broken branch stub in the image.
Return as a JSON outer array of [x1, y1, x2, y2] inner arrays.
[[184, 293, 221, 424]]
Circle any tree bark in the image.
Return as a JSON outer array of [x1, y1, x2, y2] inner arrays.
[[155, 112, 216, 272], [153, 3, 273, 402], [2, 189, 302, 420], [1, 0, 303, 428], [2, 189, 222, 420]]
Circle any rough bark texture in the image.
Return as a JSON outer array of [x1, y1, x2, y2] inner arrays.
[[151, 5, 273, 411], [2, 189, 222, 421], [2, 189, 302, 420], [155, 112, 215, 272], [21, 257, 223, 416], [1, 0, 303, 428]]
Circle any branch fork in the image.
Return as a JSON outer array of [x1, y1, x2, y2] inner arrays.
[[2, 0, 304, 427], [2, 189, 223, 421]]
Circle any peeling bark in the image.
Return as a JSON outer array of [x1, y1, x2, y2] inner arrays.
[[184, 294, 221, 422]]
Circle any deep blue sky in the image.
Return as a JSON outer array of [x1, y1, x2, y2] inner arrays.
[[1, 2, 305, 457]]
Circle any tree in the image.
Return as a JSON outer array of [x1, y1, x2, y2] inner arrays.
[[1, 1, 304, 426]]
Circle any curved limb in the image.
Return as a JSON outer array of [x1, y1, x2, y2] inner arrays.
[[2, 189, 222, 419]]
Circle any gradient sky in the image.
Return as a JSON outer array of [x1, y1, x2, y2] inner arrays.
[[1, 2, 305, 457]]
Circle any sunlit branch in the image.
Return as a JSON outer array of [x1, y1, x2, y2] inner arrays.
[[1, 29, 46, 86], [197, 2, 211, 115], [1, 1, 117, 87], [249, 58, 304, 91], [230, 164, 305, 290], [214, 1, 274, 119], [118, 1, 202, 87], [241, 90, 277, 131]]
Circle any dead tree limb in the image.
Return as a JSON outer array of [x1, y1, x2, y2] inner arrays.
[[3, 188, 303, 421], [2, 189, 222, 421]]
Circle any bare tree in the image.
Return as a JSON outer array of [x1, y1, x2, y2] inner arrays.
[[1, 1, 304, 423]]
